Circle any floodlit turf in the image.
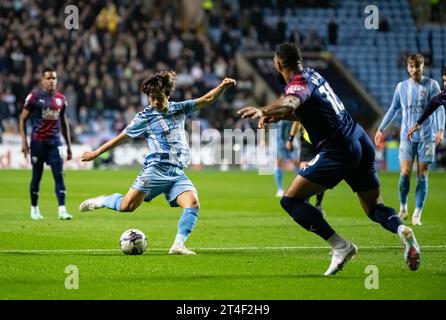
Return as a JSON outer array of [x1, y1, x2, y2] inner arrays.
[[0, 168, 445, 300]]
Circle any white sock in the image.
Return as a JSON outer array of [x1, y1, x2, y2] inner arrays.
[[326, 233, 348, 250], [397, 224, 407, 238], [31, 206, 40, 214], [413, 208, 422, 218], [58, 206, 67, 214], [174, 234, 187, 246], [400, 203, 408, 212]]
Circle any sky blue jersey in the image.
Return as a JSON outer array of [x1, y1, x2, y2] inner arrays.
[[378, 77, 445, 142], [123, 100, 196, 168]]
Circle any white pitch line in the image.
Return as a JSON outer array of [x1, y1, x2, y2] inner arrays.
[[0, 245, 445, 254]]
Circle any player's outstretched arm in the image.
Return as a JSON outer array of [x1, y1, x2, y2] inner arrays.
[[19, 109, 31, 159], [194, 78, 236, 110], [238, 95, 300, 129], [81, 132, 130, 162]]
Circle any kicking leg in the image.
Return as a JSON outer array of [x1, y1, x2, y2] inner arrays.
[[169, 191, 199, 255], [79, 188, 145, 213]]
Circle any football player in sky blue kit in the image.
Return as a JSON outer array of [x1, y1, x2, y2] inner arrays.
[[273, 120, 300, 197], [375, 55, 445, 226], [19, 67, 73, 221], [239, 42, 420, 275], [79, 71, 236, 255]]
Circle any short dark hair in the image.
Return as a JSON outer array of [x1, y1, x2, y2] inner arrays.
[[442, 66, 446, 76], [42, 67, 56, 75], [275, 42, 303, 71], [141, 71, 177, 97], [406, 54, 424, 66]]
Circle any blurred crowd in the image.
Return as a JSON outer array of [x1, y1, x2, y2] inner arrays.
[[0, 0, 329, 146]]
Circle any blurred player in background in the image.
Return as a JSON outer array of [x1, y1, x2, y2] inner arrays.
[[19, 67, 73, 221], [274, 120, 300, 197], [287, 121, 326, 214], [375, 55, 445, 226], [239, 42, 420, 275], [79, 71, 236, 255]]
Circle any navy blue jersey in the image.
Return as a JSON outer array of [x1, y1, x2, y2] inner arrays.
[[284, 68, 360, 151], [24, 89, 67, 142]]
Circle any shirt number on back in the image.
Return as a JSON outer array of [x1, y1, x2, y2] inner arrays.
[[319, 83, 345, 114]]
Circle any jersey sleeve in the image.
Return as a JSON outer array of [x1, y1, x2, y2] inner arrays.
[[284, 78, 311, 104], [24, 93, 35, 111], [378, 83, 402, 131], [123, 112, 147, 138], [417, 90, 446, 125], [170, 99, 197, 115]]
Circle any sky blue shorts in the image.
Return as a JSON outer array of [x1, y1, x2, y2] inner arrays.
[[399, 140, 435, 164], [131, 163, 197, 207]]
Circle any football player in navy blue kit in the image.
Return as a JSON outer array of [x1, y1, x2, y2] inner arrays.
[[238, 43, 420, 275], [19, 68, 73, 220]]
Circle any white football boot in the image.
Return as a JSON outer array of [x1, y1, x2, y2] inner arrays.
[[79, 195, 105, 212], [30, 206, 44, 220], [399, 226, 421, 271], [169, 243, 196, 255], [324, 241, 358, 276], [398, 210, 409, 220]]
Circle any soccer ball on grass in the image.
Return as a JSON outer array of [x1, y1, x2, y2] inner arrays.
[[119, 229, 148, 255]]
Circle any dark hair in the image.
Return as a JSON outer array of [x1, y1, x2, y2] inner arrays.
[[141, 71, 177, 97], [42, 67, 56, 75], [275, 42, 303, 71], [406, 54, 424, 66], [442, 66, 446, 76]]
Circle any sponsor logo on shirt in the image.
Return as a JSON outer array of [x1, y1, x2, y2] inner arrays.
[[286, 84, 306, 95], [42, 107, 60, 120]]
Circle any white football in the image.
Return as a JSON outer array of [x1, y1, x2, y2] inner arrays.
[[119, 229, 148, 255]]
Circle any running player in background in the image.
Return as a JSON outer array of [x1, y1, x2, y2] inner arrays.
[[19, 67, 73, 221], [79, 71, 236, 255], [375, 55, 445, 226], [287, 121, 326, 214], [238, 42, 420, 275], [273, 120, 300, 197]]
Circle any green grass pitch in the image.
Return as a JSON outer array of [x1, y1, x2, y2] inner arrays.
[[0, 169, 445, 300]]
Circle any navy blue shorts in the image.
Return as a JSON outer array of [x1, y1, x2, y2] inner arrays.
[[30, 140, 63, 166], [299, 131, 380, 193]]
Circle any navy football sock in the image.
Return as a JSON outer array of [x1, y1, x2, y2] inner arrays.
[[280, 196, 335, 240], [50, 161, 66, 206], [368, 204, 402, 233], [30, 162, 44, 206]]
